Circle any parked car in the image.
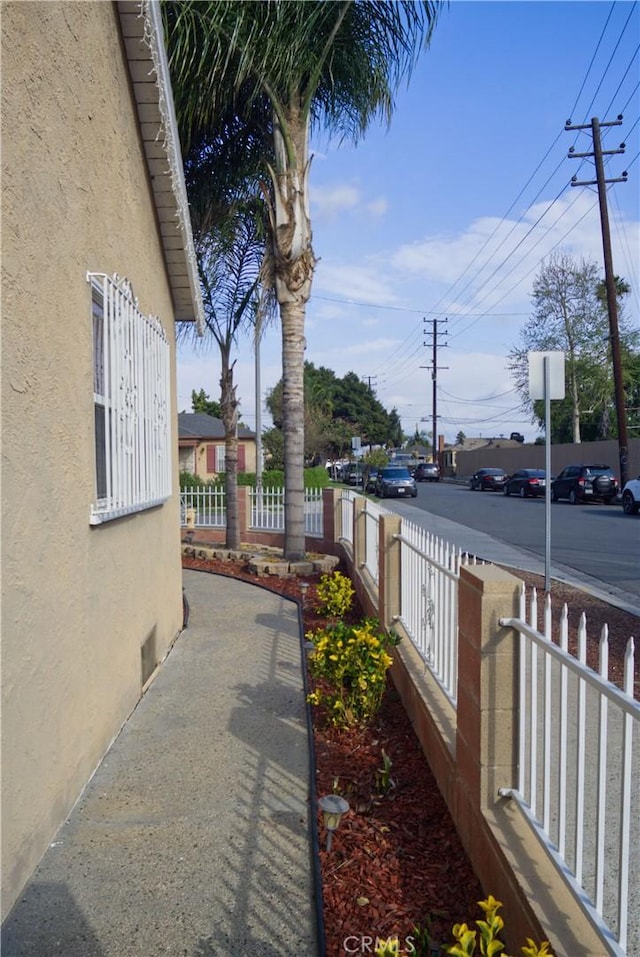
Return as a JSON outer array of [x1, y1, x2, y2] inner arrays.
[[346, 465, 364, 486], [364, 468, 380, 494], [469, 468, 507, 491], [503, 469, 548, 498], [375, 467, 417, 499], [551, 464, 618, 504], [621, 475, 640, 515], [414, 462, 440, 482]]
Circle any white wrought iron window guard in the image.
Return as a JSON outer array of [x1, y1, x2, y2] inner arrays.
[[88, 272, 171, 524]]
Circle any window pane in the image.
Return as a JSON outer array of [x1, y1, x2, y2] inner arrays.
[[95, 403, 107, 499]]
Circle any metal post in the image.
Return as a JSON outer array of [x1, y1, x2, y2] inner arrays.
[[254, 315, 263, 495], [544, 356, 551, 594]]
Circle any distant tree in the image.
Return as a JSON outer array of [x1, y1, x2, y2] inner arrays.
[[262, 426, 284, 471], [455, 430, 466, 446], [191, 388, 222, 419], [266, 362, 401, 460], [387, 409, 405, 448], [509, 251, 635, 443]]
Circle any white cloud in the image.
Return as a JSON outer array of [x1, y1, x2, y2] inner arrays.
[[387, 191, 638, 321], [314, 260, 398, 305], [311, 183, 359, 217], [311, 181, 389, 222], [366, 197, 389, 217]]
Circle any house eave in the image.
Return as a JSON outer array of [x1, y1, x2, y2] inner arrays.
[[117, 0, 204, 333]]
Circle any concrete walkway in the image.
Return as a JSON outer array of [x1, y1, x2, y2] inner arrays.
[[2, 571, 320, 957]]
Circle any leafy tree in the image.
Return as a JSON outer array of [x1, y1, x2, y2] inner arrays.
[[164, 0, 443, 559], [266, 362, 403, 461], [387, 408, 405, 448], [455, 430, 466, 446], [191, 388, 222, 419], [509, 251, 635, 443], [262, 426, 284, 471]]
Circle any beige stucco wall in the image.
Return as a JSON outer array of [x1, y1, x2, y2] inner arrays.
[[1, 2, 184, 919]]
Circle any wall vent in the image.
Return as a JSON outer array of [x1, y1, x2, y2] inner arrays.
[[141, 626, 157, 688]]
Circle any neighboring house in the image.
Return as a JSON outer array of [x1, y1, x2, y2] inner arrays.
[[1, 0, 204, 921], [179, 412, 258, 477]]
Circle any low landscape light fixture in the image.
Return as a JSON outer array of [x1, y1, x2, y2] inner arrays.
[[318, 794, 349, 850], [300, 581, 309, 605]]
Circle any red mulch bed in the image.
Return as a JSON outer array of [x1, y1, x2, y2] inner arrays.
[[182, 550, 639, 956]]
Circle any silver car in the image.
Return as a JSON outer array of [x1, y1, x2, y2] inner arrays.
[[375, 467, 418, 499]]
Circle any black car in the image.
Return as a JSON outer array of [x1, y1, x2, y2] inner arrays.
[[551, 464, 619, 504], [364, 468, 380, 494], [469, 468, 507, 491], [503, 469, 548, 498], [375, 467, 417, 498], [414, 462, 440, 482]]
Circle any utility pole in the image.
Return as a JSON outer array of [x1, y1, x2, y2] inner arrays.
[[421, 317, 448, 459], [362, 375, 377, 392], [565, 115, 629, 487]]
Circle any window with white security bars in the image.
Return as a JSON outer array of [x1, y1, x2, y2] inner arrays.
[[88, 272, 172, 524]]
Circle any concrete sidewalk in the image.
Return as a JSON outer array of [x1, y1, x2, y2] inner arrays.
[[2, 571, 320, 957]]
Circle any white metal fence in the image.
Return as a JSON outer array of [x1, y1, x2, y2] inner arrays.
[[338, 489, 357, 547], [396, 518, 481, 706], [179, 486, 323, 536], [250, 486, 323, 536], [361, 497, 393, 586], [500, 587, 639, 956], [180, 486, 226, 527]]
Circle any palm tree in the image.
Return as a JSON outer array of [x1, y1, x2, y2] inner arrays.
[[164, 0, 443, 558], [182, 199, 271, 550]]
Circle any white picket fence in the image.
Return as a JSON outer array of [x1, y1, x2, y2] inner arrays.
[[500, 587, 639, 956], [179, 486, 323, 536]]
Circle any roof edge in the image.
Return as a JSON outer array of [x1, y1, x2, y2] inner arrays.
[[119, 0, 204, 333]]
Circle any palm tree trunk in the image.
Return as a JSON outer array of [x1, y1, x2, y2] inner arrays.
[[281, 298, 306, 559], [270, 109, 314, 560], [220, 346, 240, 550]]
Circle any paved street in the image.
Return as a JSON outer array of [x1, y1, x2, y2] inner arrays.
[[389, 480, 640, 612]]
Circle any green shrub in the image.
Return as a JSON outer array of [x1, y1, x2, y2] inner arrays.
[[445, 897, 552, 957], [306, 618, 399, 728], [180, 468, 328, 489], [315, 570, 354, 618], [304, 465, 331, 488], [179, 470, 206, 489]]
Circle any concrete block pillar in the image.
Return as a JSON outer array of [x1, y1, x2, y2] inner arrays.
[[456, 564, 521, 818], [378, 512, 402, 630], [322, 487, 340, 546]]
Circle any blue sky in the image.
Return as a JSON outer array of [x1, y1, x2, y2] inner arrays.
[[176, 0, 640, 445]]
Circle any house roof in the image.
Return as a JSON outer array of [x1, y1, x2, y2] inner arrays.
[[178, 413, 256, 441], [117, 1, 204, 330]]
